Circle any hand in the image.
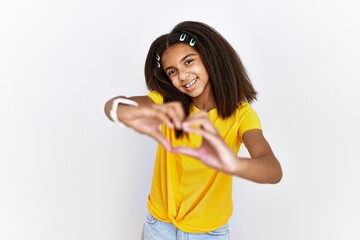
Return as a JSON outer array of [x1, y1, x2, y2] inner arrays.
[[172, 111, 239, 175], [119, 102, 185, 151]]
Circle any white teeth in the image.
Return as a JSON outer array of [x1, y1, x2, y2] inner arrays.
[[185, 79, 197, 88]]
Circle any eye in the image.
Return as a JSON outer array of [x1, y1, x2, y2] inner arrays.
[[185, 59, 194, 65], [167, 69, 176, 77]]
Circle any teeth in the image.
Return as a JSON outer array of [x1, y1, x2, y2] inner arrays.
[[185, 78, 197, 88]]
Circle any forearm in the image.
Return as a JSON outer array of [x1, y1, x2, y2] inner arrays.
[[234, 154, 282, 184], [104, 95, 185, 151], [104, 95, 154, 122]]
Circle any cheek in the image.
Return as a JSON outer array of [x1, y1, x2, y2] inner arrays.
[[169, 78, 180, 88], [198, 69, 209, 82], [195, 64, 208, 76]]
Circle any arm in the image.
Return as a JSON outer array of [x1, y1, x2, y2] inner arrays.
[[104, 95, 185, 150], [172, 111, 282, 184], [104, 95, 155, 121], [235, 129, 282, 183]]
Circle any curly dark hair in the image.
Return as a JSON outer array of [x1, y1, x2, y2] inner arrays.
[[144, 21, 257, 137]]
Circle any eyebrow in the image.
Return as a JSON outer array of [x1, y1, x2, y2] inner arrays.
[[164, 53, 196, 72]]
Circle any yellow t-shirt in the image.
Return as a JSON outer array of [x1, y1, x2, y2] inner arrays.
[[146, 91, 262, 233]]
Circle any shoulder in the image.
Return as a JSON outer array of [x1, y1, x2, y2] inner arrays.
[[147, 90, 164, 104], [235, 102, 263, 136], [235, 102, 256, 117]]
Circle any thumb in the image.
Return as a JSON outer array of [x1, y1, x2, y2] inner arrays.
[[149, 131, 172, 151], [171, 146, 200, 159]]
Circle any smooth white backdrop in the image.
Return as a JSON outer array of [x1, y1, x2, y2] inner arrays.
[[1, 0, 359, 239]]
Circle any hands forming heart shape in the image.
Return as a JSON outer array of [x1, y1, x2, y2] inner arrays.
[[120, 102, 239, 175]]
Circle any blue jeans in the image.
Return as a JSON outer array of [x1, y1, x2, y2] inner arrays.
[[141, 213, 230, 240]]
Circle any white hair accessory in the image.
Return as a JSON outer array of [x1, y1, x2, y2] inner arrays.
[[110, 97, 139, 127]]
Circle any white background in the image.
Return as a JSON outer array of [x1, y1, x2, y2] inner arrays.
[[1, 0, 359, 239]]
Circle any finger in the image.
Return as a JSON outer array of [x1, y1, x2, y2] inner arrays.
[[139, 107, 174, 128], [167, 102, 185, 129], [149, 130, 172, 151], [172, 146, 223, 171], [171, 146, 201, 159], [153, 104, 180, 128], [183, 126, 223, 146], [169, 101, 186, 125], [153, 102, 185, 129]]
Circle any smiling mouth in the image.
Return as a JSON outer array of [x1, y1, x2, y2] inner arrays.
[[184, 78, 197, 88]]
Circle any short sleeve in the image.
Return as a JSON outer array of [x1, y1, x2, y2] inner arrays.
[[237, 103, 262, 141], [147, 90, 164, 104]]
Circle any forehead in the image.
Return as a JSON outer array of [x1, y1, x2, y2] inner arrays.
[[162, 43, 198, 61]]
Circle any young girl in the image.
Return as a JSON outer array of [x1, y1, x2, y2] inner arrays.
[[104, 21, 282, 240]]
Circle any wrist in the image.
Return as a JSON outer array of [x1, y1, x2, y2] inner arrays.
[[110, 97, 139, 126]]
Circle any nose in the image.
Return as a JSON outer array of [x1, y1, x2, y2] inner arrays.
[[178, 70, 190, 81]]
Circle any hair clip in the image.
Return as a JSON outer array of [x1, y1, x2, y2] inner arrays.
[[179, 33, 186, 41], [189, 38, 196, 46], [156, 53, 161, 68]]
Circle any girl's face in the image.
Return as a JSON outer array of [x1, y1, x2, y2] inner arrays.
[[161, 43, 211, 103]]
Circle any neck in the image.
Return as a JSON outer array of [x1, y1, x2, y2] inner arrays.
[[192, 94, 215, 112]]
